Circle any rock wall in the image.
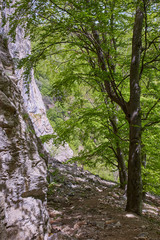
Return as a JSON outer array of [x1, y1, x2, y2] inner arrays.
[[0, 35, 49, 239], [0, 1, 54, 146], [0, 1, 73, 160], [0, 1, 72, 239]]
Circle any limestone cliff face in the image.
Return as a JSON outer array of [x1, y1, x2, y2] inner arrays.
[[0, 36, 49, 239], [0, 2, 72, 239], [2, 7, 73, 159], [2, 9, 54, 150]]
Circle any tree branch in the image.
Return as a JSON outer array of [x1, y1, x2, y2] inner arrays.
[[142, 120, 160, 130], [139, 0, 148, 79], [144, 53, 160, 66], [143, 98, 160, 120]]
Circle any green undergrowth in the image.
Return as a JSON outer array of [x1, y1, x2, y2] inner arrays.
[[81, 163, 117, 182]]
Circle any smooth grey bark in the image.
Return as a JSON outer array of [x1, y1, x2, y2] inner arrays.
[[126, 6, 144, 215]]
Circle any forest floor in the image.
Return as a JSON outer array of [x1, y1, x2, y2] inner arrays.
[[47, 160, 160, 240]]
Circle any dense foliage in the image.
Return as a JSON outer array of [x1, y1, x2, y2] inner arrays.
[[6, 0, 160, 214]]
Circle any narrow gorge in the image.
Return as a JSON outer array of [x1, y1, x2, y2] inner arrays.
[[0, 1, 160, 240]]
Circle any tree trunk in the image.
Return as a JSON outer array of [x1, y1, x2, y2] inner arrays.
[[110, 116, 127, 189], [117, 146, 127, 189], [126, 5, 144, 215], [141, 144, 147, 200]]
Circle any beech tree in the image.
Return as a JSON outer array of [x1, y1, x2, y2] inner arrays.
[[7, 0, 160, 215], [45, 84, 128, 189]]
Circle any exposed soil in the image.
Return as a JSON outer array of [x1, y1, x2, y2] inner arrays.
[[47, 160, 160, 240]]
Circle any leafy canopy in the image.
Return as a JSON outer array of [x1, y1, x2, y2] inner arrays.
[[6, 0, 160, 195]]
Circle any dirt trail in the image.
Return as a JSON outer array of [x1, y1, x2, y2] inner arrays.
[[47, 160, 160, 240]]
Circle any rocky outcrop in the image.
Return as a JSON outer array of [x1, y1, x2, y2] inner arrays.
[[0, 1, 73, 238], [0, 35, 49, 240], [4, 9, 73, 160], [1, 3, 54, 148], [0, 0, 73, 160], [1, 1, 72, 158]]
